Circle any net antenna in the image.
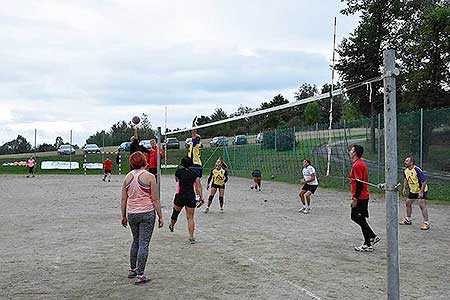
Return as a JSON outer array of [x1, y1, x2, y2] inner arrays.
[[326, 16, 337, 177]]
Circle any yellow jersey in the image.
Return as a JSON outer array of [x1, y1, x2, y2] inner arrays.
[[208, 168, 228, 186], [404, 166, 428, 193], [188, 138, 202, 166]]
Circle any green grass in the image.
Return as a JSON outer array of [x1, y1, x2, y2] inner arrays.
[[2, 139, 448, 202]]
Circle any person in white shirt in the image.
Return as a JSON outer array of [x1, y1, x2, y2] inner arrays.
[[299, 159, 319, 214]]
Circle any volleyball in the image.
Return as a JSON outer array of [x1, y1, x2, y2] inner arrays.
[[132, 116, 140, 125]]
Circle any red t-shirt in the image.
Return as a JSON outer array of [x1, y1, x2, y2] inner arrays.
[[350, 158, 370, 200], [146, 146, 164, 169], [104, 159, 113, 170]]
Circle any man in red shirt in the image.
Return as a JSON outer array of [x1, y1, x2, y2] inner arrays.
[[103, 157, 113, 182], [145, 139, 165, 183], [349, 145, 380, 252]]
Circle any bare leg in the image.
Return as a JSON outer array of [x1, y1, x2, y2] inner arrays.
[[299, 190, 306, 205], [208, 187, 217, 208], [406, 199, 414, 218], [305, 191, 312, 206], [185, 207, 195, 239], [418, 199, 429, 222]]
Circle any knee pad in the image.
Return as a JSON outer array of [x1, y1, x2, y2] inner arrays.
[[171, 208, 181, 221], [208, 195, 214, 202]]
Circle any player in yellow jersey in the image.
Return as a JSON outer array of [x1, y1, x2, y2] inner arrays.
[[187, 129, 204, 206], [204, 159, 228, 213], [400, 156, 430, 230]]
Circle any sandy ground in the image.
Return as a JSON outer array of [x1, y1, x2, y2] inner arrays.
[[0, 174, 449, 300]]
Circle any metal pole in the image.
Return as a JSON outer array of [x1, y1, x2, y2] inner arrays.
[[69, 130, 72, 174], [34, 128, 37, 157], [157, 127, 162, 200], [383, 49, 400, 300], [377, 113, 381, 183], [164, 106, 167, 167], [420, 108, 423, 169], [293, 126, 296, 153]]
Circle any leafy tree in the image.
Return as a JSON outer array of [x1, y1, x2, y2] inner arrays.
[[304, 102, 321, 125], [37, 143, 56, 152], [0, 135, 32, 154]]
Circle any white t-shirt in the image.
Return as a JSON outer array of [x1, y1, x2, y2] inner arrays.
[[302, 165, 318, 185]]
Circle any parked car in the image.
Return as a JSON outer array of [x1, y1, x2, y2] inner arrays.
[[256, 132, 263, 143], [165, 137, 180, 149], [232, 135, 248, 145], [57, 144, 75, 155], [185, 137, 192, 149], [83, 144, 101, 154], [139, 140, 151, 149], [118, 142, 131, 152], [210, 136, 228, 147]]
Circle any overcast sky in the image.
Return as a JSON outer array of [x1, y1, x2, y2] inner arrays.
[[0, 0, 359, 146]]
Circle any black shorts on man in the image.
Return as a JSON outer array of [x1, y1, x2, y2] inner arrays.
[[211, 183, 225, 189], [408, 192, 428, 199], [302, 184, 318, 194], [191, 164, 203, 178]]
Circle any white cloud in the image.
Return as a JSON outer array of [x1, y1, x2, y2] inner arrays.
[[0, 0, 359, 147]]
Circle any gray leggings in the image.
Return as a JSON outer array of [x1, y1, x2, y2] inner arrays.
[[128, 211, 156, 275]]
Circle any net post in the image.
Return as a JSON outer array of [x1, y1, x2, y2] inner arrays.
[[383, 49, 400, 300], [377, 113, 381, 183], [157, 126, 162, 200]]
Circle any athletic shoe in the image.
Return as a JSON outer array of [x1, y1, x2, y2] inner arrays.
[[371, 236, 381, 246], [354, 244, 373, 252], [108, 179, 111, 182], [220, 208, 224, 213], [303, 207, 310, 214], [399, 217, 412, 225], [102, 178, 105, 182], [421, 222, 430, 230], [250, 185, 254, 189], [298, 207, 305, 213], [128, 269, 137, 278], [258, 188, 261, 191], [204, 207, 209, 214], [169, 224, 174, 232], [135, 275, 150, 285], [189, 238, 196, 244]]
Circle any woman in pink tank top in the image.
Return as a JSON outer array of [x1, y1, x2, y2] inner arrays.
[[121, 151, 164, 285]]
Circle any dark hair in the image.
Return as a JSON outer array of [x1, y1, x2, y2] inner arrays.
[[180, 156, 193, 168], [352, 144, 364, 158], [303, 159, 311, 165], [406, 156, 415, 164], [129, 151, 146, 170]]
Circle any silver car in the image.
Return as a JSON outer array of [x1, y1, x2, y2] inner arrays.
[[57, 144, 76, 155]]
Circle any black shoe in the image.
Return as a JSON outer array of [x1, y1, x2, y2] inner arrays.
[[169, 224, 174, 232]]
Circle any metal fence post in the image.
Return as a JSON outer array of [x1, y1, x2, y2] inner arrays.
[[383, 49, 400, 300], [378, 113, 381, 183], [420, 108, 423, 169]]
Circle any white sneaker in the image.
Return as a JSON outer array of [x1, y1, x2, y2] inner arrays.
[[303, 207, 310, 214], [298, 207, 305, 212], [220, 208, 224, 213], [354, 244, 373, 252]]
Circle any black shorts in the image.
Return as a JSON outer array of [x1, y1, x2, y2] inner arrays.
[[351, 199, 370, 219], [211, 183, 225, 189], [191, 164, 203, 178], [302, 184, 318, 194], [28, 166, 34, 173], [408, 192, 428, 200], [252, 170, 262, 178], [174, 193, 196, 208], [104, 169, 112, 174]]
